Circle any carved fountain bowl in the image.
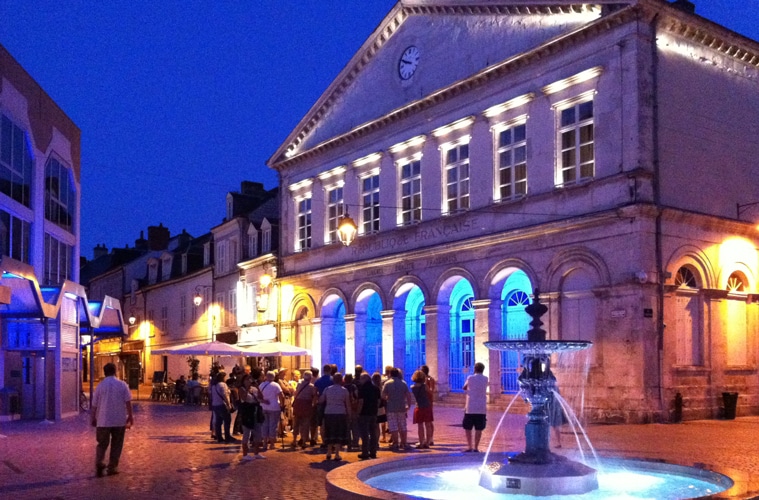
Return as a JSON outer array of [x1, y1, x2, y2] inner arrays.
[[484, 340, 592, 354]]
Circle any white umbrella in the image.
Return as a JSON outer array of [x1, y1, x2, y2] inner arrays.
[[244, 341, 310, 357], [153, 340, 249, 356]]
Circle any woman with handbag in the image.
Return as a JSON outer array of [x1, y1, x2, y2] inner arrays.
[[291, 371, 317, 449], [238, 374, 265, 460], [210, 372, 236, 443]]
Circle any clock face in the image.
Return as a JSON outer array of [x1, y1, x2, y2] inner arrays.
[[398, 46, 420, 80]]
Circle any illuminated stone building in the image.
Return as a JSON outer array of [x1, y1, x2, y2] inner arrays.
[[268, 0, 759, 422]]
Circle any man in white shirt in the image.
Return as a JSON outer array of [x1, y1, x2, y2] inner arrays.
[[259, 371, 285, 450], [91, 362, 133, 477], [462, 362, 488, 452]]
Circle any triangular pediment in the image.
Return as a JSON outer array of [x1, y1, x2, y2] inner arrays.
[[269, 1, 635, 166]]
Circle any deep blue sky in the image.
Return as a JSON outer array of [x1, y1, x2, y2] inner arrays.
[[0, 1, 756, 260]]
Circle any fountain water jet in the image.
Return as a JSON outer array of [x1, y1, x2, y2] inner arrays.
[[480, 291, 597, 496]]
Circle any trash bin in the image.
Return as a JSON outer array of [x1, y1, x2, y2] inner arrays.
[[722, 392, 738, 420], [0, 387, 20, 416]]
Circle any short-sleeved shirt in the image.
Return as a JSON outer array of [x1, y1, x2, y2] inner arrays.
[[357, 381, 381, 416], [92, 376, 132, 427], [259, 380, 284, 412], [382, 377, 410, 413], [464, 373, 488, 414], [320, 384, 349, 415], [314, 374, 333, 395]]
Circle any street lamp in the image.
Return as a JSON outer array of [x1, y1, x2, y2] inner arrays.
[[194, 285, 212, 306], [337, 212, 358, 247]]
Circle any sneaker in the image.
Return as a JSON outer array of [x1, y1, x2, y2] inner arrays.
[[334, 454, 342, 461], [254, 454, 266, 459], [106, 468, 119, 476], [241, 455, 254, 462], [357, 454, 370, 460]]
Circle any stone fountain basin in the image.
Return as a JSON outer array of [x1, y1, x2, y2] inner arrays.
[[325, 453, 734, 500]]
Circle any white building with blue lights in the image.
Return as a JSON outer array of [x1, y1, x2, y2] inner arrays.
[[0, 44, 125, 420], [268, 0, 759, 422]]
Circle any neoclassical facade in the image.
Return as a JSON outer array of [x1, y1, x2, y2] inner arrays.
[[268, 0, 759, 422]]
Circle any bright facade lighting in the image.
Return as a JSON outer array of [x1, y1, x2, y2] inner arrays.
[[432, 116, 475, 138], [484, 93, 535, 118], [541, 66, 604, 95]]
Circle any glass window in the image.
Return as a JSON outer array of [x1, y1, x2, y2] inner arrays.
[[326, 186, 345, 244], [361, 174, 380, 234], [0, 208, 30, 263], [45, 157, 76, 233], [496, 123, 527, 201], [44, 233, 72, 286], [399, 159, 422, 225], [0, 114, 33, 207], [296, 197, 312, 251], [558, 100, 594, 186], [444, 142, 469, 214]]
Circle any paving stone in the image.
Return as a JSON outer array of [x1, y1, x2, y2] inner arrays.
[[0, 401, 757, 499]]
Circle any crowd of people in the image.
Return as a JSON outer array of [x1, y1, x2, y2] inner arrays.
[[205, 362, 441, 461]]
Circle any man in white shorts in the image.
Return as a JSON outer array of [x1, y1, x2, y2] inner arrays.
[[381, 368, 413, 450]]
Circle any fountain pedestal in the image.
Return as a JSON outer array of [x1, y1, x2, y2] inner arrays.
[[480, 292, 598, 496]]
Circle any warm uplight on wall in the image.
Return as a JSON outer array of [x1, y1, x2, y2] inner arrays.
[[337, 213, 358, 247], [260, 273, 272, 289]]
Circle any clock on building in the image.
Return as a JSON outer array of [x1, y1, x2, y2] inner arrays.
[[398, 46, 420, 80]]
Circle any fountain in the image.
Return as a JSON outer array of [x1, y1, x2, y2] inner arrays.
[[325, 290, 735, 499], [479, 291, 597, 496]]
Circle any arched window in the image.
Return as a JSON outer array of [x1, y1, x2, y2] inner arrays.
[[501, 289, 531, 393], [363, 293, 383, 376], [673, 265, 702, 366], [675, 267, 697, 288]]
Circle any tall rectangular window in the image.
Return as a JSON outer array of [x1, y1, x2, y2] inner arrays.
[[44, 234, 72, 286], [216, 240, 228, 273], [262, 227, 271, 253], [180, 294, 187, 326], [228, 289, 237, 327], [558, 100, 594, 186], [399, 159, 422, 225], [296, 197, 312, 251], [248, 230, 258, 258], [0, 114, 33, 207], [326, 186, 345, 244], [361, 174, 380, 234], [444, 143, 469, 213], [160, 306, 169, 335], [0, 209, 30, 263], [496, 123, 527, 201], [45, 157, 76, 233]]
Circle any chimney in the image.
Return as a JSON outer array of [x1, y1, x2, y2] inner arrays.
[[93, 243, 108, 259], [240, 181, 265, 196], [135, 230, 148, 251], [670, 0, 695, 14], [147, 223, 170, 251]]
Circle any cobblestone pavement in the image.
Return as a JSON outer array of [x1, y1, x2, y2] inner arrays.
[[1, 400, 757, 499]]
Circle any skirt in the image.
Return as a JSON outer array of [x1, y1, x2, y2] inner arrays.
[[323, 413, 350, 445]]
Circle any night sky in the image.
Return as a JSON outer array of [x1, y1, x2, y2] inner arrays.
[[0, 1, 756, 260]]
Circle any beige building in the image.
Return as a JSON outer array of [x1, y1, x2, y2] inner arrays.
[[268, 0, 759, 422]]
